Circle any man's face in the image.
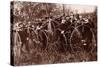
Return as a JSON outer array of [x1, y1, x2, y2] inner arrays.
[[28, 22, 31, 25], [70, 15, 73, 19], [66, 17, 69, 20], [79, 16, 82, 19]]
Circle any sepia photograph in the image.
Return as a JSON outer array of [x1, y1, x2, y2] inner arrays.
[[10, 1, 97, 66]]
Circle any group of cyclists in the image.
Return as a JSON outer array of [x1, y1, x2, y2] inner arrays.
[[12, 13, 96, 53]]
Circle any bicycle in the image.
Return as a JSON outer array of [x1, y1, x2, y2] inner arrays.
[[69, 19, 96, 53], [12, 23, 22, 58]]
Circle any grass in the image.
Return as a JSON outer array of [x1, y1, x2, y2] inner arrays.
[[13, 39, 97, 66]]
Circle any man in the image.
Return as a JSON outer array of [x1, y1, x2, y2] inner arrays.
[[56, 15, 69, 52], [13, 22, 30, 53], [61, 16, 66, 24], [57, 16, 67, 33]]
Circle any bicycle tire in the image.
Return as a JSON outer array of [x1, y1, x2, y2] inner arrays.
[[70, 25, 95, 52]]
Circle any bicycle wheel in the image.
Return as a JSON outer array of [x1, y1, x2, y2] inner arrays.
[[53, 28, 68, 52], [70, 27, 82, 52], [70, 25, 94, 52], [13, 31, 22, 57], [37, 30, 48, 50]]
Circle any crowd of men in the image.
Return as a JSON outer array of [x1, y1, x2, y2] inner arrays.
[[12, 13, 95, 52], [13, 13, 92, 34]]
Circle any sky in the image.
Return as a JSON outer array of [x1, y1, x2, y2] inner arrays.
[[57, 4, 96, 14], [66, 4, 96, 13]]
